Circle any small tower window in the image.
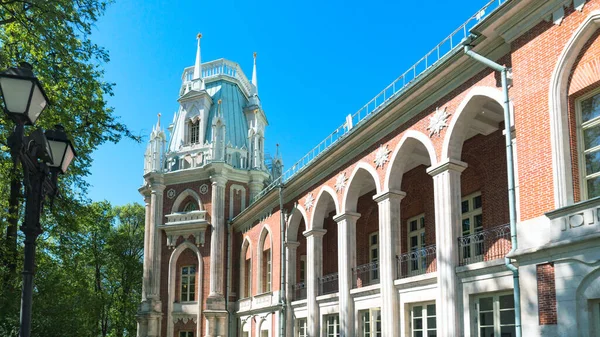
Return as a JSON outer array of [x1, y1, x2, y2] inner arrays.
[[189, 120, 200, 145]]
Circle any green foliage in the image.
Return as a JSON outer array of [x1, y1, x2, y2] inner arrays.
[[0, 202, 145, 337]]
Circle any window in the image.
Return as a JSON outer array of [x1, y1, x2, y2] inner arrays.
[[186, 71, 193, 82], [297, 318, 307, 337], [188, 120, 200, 144], [407, 214, 426, 275], [360, 308, 381, 337], [244, 258, 251, 298], [325, 314, 340, 337], [179, 332, 193, 337], [183, 201, 197, 212], [476, 293, 516, 337], [260, 330, 269, 337], [262, 248, 271, 292], [461, 193, 483, 263], [299, 255, 306, 283], [577, 91, 600, 199], [180, 266, 196, 302], [409, 303, 436, 337], [369, 232, 379, 281]]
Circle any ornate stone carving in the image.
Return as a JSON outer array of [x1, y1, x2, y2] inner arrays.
[[304, 193, 315, 211], [427, 106, 450, 137], [167, 188, 176, 199], [200, 184, 209, 194], [374, 144, 390, 169], [335, 172, 348, 193]]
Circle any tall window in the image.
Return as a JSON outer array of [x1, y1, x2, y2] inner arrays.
[[300, 255, 306, 283], [369, 232, 379, 281], [180, 266, 196, 302], [476, 293, 516, 337], [325, 314, 340, 337], [189, 120, 200, 144], [407, 214, 426, 274], [360, 308, 381, 337], [262, 249, 271, 292], [180, 332, 193, 337], [409, 303, 436, 337], [297, 318, 307, 337], [244, 257, 251, 298], [577, 91, 600, 199], [461, 193, 483, 263]]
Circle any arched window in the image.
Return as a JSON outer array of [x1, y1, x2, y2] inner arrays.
[[183, 201, 198, 212], [240, 239, 252, 298], [576, 90, 600, 199], [257, 227, 272, 293]]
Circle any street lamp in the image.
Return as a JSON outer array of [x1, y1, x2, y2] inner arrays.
[[0, 62, 76, 337]]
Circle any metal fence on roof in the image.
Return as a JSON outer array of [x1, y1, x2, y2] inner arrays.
[[251, 0, 507, 205]]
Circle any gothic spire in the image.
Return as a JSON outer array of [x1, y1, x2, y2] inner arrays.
[[193, 33, 205, 90], [252, 52, 258, 95]]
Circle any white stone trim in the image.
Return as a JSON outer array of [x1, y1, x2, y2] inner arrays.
[[310, 186, 340, 230], [229, 184, 247, 220], [342, 161, 381, 213], [286, 205, 309, 242], [257, 224, 273, 294], [171, 188, 204, 213], [384, 130, 437, 191]]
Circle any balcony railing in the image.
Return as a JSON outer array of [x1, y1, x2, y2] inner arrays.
[[164, 210, 207, 226], [248, 0, 507, 205], [396, 245, 437, 279], [458, 223, 511, 266], [353, 261, 379, 288], [292, 282, 307, 301], [318, 272, 339, 296]]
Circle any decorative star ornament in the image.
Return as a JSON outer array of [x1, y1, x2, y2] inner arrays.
[[304, 193, 315, 211], [427, 106, 450, 137], [335, 172, 348, 193], [374, 144, 390, 169]]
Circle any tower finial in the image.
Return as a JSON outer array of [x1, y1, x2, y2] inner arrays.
[[193, 33, 204, 89], [252, 51, 258, 95], [276, 143, 279, 157], [157, 112, 161, 128]]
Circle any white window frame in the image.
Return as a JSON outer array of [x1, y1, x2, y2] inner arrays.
[[576, 89, 600, 200], [180, 265, 196, 302], [324, 314, 340, 337], [188, 119, 200, 145], [369, 232, 379, 281], [408, 302, 436, 337], [460, 192, 483, 263], [183, 201, 197, 212], [474, 292, 516, 337], [263, 248, 272, 293], [406, 214, 426, 275], [296, 318, 307, 337], [359, 308, 381, 337], [300, 255, 307, 283]]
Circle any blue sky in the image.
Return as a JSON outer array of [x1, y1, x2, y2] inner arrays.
[[87, 0, 490, 206]]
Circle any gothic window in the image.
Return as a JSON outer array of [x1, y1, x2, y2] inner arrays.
[[244, 257, 251, 297], [180, 265, 196, 302], [409, 303, 436, 337], [475, 293, 515, 337], [189, 120, 200, 145], [407, 214, 426, 275], [577, 91, 600, 199], [179, 332, 193, 337], [262, 248, 271, 293], [183, 201, 198, 212], [460, 193, 483, 264]]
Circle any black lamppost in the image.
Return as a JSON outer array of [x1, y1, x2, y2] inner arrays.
[[0, 62, 76, 337]]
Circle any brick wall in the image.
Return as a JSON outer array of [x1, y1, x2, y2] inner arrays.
[[537, 262, 558, 325], [322, 212, 339, 276], [355, 190, 379, 267]]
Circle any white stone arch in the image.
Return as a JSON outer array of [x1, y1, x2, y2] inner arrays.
[[310, 186, 341, 230], [166, 241, 203, 337], [229, 184, 247, 219], [287, 204, 309, 242], [257, 224, 274, 293], [240, 237, 253, 298], [549, 10, 600, 207], [576, 266, 600, 336], [442, 86, 507, 161], [342, 161, 381, 213], [385, 130, 438, 191], [171, 188, 204, 213]]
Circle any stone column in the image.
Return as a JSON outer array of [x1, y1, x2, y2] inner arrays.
[[208, 175, 227, 303], [304, 228, 326, 337], [333, 212, 360, 337], [286, 241, 300, 336], [142, 194, 151, 301], [427, 159, 467, 337], [149, 181, 165, 300], [373, 190, 405, 337]]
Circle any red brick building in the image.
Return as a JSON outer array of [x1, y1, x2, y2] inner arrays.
[[137, 1, 600, 336]]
